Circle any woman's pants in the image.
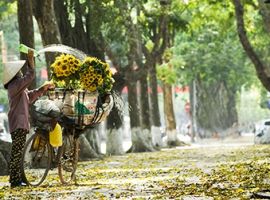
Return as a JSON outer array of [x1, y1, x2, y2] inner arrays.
[[9, 129, 27, 185]]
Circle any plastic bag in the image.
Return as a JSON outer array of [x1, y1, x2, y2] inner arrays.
[[31, 99, 61, 130], [49, 123, 62, 147], [32, 99, 61, 122]]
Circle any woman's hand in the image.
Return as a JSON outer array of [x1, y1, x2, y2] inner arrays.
[[42, 82, 55, 91]]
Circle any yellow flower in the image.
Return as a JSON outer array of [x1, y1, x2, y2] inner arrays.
[[97, 74, 102, 79], [56, 61, 62, 66], [61, 64, 67, 71], [63, 70, 70, 77], [67, 55, 74, 60], [74, 59, 80, 65], [98, 79, 103, 85], [74, 64, 80, 70], [89, 85, 96, 92], [50, 54, 82, 88], [69, 65, 76, 73], [78, 56, 114, 92]]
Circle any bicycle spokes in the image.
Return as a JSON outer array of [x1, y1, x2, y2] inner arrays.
[[21, 133, 51, 186], [58, 135, 79, 184]]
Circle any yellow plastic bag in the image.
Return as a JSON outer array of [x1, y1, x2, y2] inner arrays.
[[49, 123, 62, 147]]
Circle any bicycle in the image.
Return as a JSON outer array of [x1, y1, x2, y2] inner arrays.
[[21, 89, 113, 186], [21, 117, 81, 186]]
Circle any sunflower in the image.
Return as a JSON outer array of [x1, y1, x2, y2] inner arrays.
[[50, 54, 82, 89], [79, 56, 114, 94], [49, 54, 113, 92]]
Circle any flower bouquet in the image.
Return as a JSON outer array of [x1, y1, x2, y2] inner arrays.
[[50, 54, 82, 89], [49, 54, 114, 126]]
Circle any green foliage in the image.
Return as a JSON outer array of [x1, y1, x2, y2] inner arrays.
[[173, 0, 257, 92], [157, 48, 185, 84], [238, 87, 270, 124], [0, 1, 16, 20], [140, 0, 189, 41], [0, 14, 20, 56], [99, 0, 139, 67], [157, 63, 177, 84], [0, 1, 19, 56], [0, 2, 20, 110], [243, 2, 270, 73]]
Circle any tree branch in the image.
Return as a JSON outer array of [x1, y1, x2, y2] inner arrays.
[[232, 0, 270, 91]]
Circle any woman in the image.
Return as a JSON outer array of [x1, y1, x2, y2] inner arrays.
[[3, 49, 54, 187]]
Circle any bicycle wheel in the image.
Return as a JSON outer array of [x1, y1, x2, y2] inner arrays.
[[21, 132, 52, 186], [58, 134, 79, 184]]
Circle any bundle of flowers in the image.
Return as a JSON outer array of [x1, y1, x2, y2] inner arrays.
[[80, 57, 114, 94], [50, 54, 82, 89], [50, 54, 114, 94]]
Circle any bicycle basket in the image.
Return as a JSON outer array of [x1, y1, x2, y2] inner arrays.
[[55, 89, 113, 127], [59, 90, 98, 125]]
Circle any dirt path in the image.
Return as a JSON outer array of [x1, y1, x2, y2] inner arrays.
[[1, 134, 269, 199]]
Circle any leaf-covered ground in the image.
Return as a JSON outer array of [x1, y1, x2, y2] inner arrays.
[[1, 137, 270, 199]]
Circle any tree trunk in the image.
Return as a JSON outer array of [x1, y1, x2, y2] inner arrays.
[[127, 80, 140, 128], [189, 80, 196, 142], [149, 63, 161, 127], [139, 76, 151, 130], [163, 83, 180, 146], [79, 127, 103, 160], [32, 0, 61, 67], [127, 79, 155, 152], [17, 0, 35, 89], [106, 73, 126, 155], [73, 0, 89, 53], [163, 83, 176, 130], [233, 0, 270, 91], [195, 79, 238, 138], [148, 61, 163, 147], [106, 127, 124, 155], [54, 0, 104, 59], [54, 0, 73, 45], [107, 73, 126, 129], [139, 75, 156, 151], [54, 0, 106, 157]]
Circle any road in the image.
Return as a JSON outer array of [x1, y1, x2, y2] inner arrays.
[[2, 134, 269, 199]]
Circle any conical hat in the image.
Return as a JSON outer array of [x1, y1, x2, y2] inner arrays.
[[2, 60, 26, 85]]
